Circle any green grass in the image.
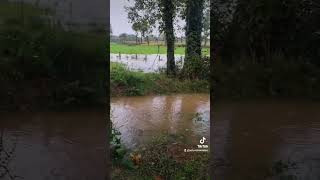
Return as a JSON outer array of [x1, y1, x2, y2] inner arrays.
[[110, 43, 210, 56], [110, 63, 209, 96]]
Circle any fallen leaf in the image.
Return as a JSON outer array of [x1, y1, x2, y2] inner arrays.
[[130, 153, 142, 165]]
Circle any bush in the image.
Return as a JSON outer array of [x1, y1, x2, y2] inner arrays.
[[110, 63, 152, 96], [179, 56, 210, 80], [110, 121, 135, 169]]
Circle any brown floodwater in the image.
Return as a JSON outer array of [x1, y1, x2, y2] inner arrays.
[[213, 100, 320, 180], [111, 94, 210, 149], [3, 97, 319, 179], [0, 110, 106, 180]]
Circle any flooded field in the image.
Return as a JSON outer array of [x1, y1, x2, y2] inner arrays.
[[110, 53, 185, 73]]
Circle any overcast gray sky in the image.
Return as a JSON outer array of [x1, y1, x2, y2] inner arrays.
[[111, 0, 185, 36], [110, 0, 134, 36]]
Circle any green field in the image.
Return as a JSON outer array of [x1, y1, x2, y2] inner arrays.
[[110, 43, 210, 56]]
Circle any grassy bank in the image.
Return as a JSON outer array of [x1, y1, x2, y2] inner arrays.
[[110, 43, 210, 56], [111, 133, 210, 180], [110, 63, 209, 96]]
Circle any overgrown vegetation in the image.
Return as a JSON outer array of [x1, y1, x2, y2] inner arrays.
[[110, 63, 209, 96], [111, 132, 210, 180], [0, 2, 106, 110], [183, 0, 205, 79]]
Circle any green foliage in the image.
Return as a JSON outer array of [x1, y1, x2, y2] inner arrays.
[[180, 56, 210, 80], [110, 122, 135, 169], [110, 63, 151, 96], [125, 0, 158, 42], [110, 63, 209, 96], [184, 0, 205, 79], [136, 137, 178, 178]]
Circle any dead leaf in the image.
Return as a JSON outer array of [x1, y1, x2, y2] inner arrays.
[[130, 153, 142, 165]]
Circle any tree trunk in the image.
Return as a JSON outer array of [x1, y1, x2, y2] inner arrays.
[[184, 0, 205, 79], [204, 38, 207, 47], [161, 0, 176, 76], [136, 33, 138, 45], [147, 36, 150, 45]]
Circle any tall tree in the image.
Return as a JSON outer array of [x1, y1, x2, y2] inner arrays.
[[126, 0, 157, 45], [183, 0, 205, 79], [202, 0, 210, 47], [126, 0, 178, 76], [159, 0, 176, 76], [132, 22, 140, 44]]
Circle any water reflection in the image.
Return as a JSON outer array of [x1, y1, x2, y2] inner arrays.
[[213, 100, 320, 180], [111, 94, 210, 149]]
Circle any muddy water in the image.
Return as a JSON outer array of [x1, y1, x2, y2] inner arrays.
[[111, 94, 210, 149], [110, 53, 185, 72], [213, 100, 320, 180], [0, 110, 106, 180]]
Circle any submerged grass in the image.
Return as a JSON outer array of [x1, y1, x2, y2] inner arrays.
[[110, 43, 210, 56], [110, 63, 209, 96]]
